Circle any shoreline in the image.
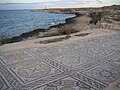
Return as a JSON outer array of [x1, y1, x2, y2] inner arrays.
[[0, 5, 120, 45], [1, 13, 81, 44]]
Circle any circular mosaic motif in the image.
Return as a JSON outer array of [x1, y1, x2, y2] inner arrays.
[[79, 83, 91, 90], [60, 87, 75, 90], [17, 63, 51, 78], [99, 70, 113, 77], [44, 86, 57, 90], [90, 67, 119, 83]]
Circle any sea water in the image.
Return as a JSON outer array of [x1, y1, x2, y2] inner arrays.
[[0, 10, 75, 38]]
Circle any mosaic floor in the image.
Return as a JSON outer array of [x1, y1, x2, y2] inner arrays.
[[0, 31, 120, 90]]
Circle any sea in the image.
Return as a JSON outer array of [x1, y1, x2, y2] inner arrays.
[[0, 10, 75, 38]]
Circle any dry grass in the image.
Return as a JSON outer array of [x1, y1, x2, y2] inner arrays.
[[42, 29, 59, 37], [58, 26, 79, 35], [37, 35, 71, 44], [75, 33, 91, 37], [41, 26, 79, 38]]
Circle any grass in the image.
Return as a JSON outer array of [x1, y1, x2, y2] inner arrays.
[[75, 33, 91, 37], [40, 26, 79, 38], [37, 35, 71, 44]]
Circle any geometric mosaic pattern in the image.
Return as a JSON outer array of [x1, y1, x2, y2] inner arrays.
[[0, 31, 120, 90], [0, 75, 9, 90]]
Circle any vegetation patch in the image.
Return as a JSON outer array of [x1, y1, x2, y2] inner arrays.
[[37, 35, 71, 44], [75, 33, 91, 37], [58, 26, 79, 35], [42, 26, 79, 38]]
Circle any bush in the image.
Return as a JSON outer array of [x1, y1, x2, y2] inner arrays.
[[39, 26, 78, 38], [58, 26, 78, 35], [43, 32, 58, 37]]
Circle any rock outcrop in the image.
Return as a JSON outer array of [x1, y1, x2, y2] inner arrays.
[[34, 5, 120, 30]]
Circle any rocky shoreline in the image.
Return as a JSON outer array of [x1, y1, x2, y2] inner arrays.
[[0, 5, 120, 45], [0, 13, 81, 44]]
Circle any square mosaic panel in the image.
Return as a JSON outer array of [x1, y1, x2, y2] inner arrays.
[[9, 61, 61, 84], [107, 56, 120, 71], [0, 50, 34, 65], [29, 44, 115, 69]]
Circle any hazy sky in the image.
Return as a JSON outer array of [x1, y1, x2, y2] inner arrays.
[[0, 0, 120, 10]]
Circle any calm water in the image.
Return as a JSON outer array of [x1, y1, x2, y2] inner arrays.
[[0, 10, 75, 38]]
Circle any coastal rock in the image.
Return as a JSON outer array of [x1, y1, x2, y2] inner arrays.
[[1, 5, 120, 44], [89, 12, 103, 25], [98, 22, 120, 30]]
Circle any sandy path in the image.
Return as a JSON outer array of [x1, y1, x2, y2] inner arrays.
[[0, 29, 115, 52]]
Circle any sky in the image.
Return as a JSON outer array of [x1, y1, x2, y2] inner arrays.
[[0, 0, 120, 10]]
